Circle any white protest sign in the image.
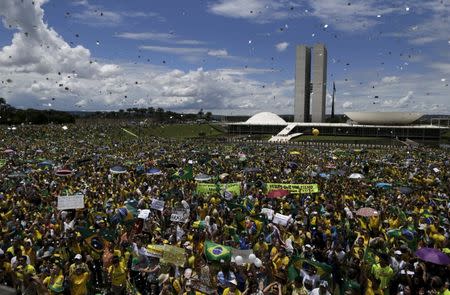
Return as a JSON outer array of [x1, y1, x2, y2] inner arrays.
[[170, 210, 189, 223], [138, 209, 151, 219], [261, 208, 274, 220], [57, 195, 84, 210], [151, 199, 165, 211], [272, 213, 291, 226]]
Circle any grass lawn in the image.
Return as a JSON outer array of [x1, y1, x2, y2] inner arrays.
[[123, 124, 223, 139], [292, 135, 392, 142]]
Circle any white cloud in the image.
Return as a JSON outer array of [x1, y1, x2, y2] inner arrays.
[[342, 101, 353, 109], [333, 73, 450, 114], [0, 0, 117, 78], [430, 63, 450, 74], [72, 9, 122, 26], [0, 0, 293, 114], [207, 49, 228, 57], [139, 45, 243, 62], [116, 32, 172, 41], [381, 91, 413, 108], [115, 32, 205, 45], [275, 42, 289, 52], [208, 0, 301, 23], [381, 76, 399, 84], [70, 0, 165, 26], [384, 1, 450, 44], [307, 0, 401, 32], [139, 46, 207, 55]]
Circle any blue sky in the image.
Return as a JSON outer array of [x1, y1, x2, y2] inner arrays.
[[0, 0, 449, 115]]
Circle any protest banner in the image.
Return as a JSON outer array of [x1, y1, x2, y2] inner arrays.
[[161, 245, 186, 266], [170, 210, 189, 223], [272, 213, 291, 226], [138, 209, 150, 219], [57, 195, 84, 210], [196, 182, 241, 196], [231, 249, 254, 264], [261, 208, 274, 220], [146, 245, 164, 258], [150, 199, 165, 211], [266, 183, 319, 194]]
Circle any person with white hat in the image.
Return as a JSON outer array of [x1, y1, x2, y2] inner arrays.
[[68, 254, 89, 277], [390, 250, 406, 275], [223, 279, 242, 295], [310, 280, 331, 295]]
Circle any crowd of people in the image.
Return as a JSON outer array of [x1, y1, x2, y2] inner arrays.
[[0, 124, 449, 295]]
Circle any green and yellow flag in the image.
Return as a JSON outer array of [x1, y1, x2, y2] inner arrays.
[[204, 240, 231, 262], [172, 165, 193, 180]]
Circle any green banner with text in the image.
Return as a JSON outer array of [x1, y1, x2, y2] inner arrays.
[[266, 183, 319, 194], [196, 182, 241, 196]]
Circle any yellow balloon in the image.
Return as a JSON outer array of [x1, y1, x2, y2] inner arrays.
[[312, 128, 320, 136]]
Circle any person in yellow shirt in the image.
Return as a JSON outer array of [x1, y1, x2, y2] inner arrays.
[[68, 254, 89, 277], [253, 235, 269, 257], [371, 254, 394, 295], [272, 248, 290, 274], [223, 279, 242, 295], [108, 255, 127, 295], [43, 265, 65, 294], [69, 266, 90, 295], [23, 240, 37, 267]]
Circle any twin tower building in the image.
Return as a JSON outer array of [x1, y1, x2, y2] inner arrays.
[[294, 44, 327, 123]]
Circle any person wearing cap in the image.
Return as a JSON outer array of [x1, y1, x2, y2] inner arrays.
[[390, 250, 406, 275], [310, 280, 331, 295], [69, 254, 89, 277], [223, 279, 242, 295]]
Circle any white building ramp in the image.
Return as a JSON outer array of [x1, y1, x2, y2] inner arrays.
[[269, 124, 303, 142]]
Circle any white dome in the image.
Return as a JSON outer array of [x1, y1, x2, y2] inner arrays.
[[246, 112, 287, 125], [345, 112, 423, 125]]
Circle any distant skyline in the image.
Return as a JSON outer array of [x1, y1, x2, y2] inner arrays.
[[0, 0, 449, 115]]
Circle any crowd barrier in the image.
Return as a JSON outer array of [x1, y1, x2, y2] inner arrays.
[[226, 138, 406, 150]]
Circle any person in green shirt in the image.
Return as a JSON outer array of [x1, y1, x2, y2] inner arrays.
[[371, 254, 394, 295]]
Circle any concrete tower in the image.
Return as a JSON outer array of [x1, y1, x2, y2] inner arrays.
[[311, 44, 327, 123], [294, 45, 311, 122]]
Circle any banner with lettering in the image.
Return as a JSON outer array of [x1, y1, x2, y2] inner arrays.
[[196, 182, 241, 196], [57, 195, 84, 210], [266, 183, 319, 194], [161, 245, 186, 267]]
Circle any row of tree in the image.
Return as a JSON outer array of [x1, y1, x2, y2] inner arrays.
[[0, 98, 76, 125], [83, 107, 213, 123], [1, 98, 214, 125]]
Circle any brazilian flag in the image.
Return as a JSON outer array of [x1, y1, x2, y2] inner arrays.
[[172, 165, 193, 180], [204, 240, 231, 262], [287, 255, 302, 282], [77, 226, 104, 254], [192, 220, 206, 230]]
